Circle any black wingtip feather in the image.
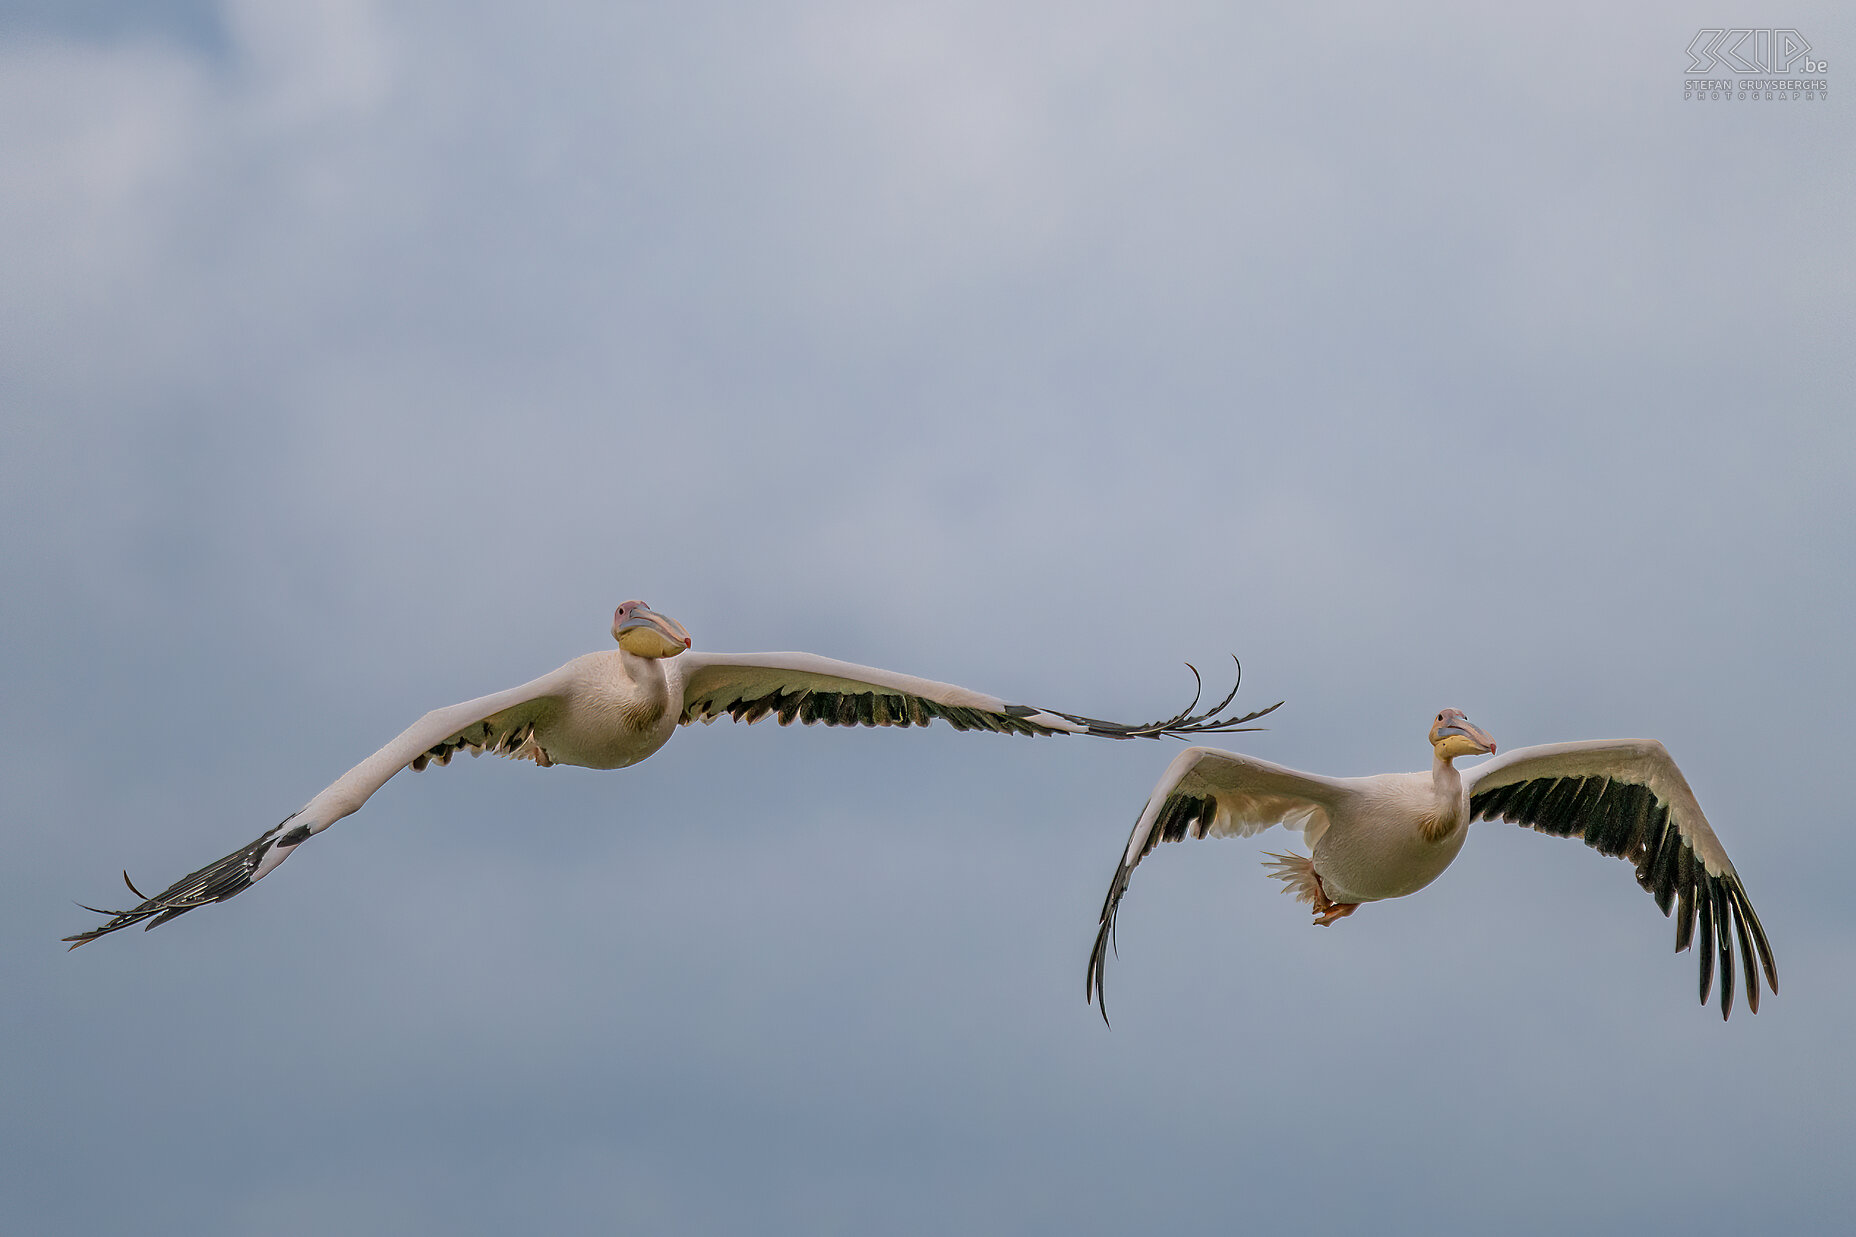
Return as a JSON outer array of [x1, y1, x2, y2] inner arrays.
[[1729, 893, 1760, 1016], [1087, 887, 1119, 1028], [1087, 831, 1143, 1029], [1712, 879, 1734, 1019], [1056, 659, 1282, 741], [62, 822, 292, 948], [1730, 883, 1778, 995], [1696, 881, 1716, 1008], [1478, 770, 1776, 1017], [1675, 847, 1699, 953]]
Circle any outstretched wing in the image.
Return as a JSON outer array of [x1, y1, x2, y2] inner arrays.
[[1086, 745, 1350, 1023], [64, 666, 575, 947], [672, 651, 1277, 738], [1465, 739, 1777, 1019]]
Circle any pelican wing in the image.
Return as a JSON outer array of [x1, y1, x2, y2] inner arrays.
[[672, 651, 1277, 739], [1465, 739, 1776, 1018], [1086, 746, 1350, 1021], [65, 667, 575, 947]]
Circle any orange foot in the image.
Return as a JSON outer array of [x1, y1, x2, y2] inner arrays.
[[1311, 874, 1359, 927], [1313, 901, 1359, 926]]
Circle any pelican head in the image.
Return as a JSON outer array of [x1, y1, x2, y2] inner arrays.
[[611, 600, 692, 658], [1429, 708, 1496, 759]]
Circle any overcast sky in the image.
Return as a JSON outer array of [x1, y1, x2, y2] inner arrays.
[[3, 2, 1852, 1234]]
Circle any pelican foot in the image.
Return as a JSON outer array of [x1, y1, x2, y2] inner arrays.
[[1262, 851, 1363, 926], [1309, 872, 1358, 926], [1312, 900, 1359, 926]]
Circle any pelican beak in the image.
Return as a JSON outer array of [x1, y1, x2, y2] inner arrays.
[[613, 604, 692, 657], [1430, 713, 1496, 757]]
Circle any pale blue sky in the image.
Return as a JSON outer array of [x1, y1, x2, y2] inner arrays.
[[4, 3, 1852, 1233]]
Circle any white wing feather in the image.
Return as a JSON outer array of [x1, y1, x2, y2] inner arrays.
[[65, 667, 574, 945], [1086, 747, 1352, 1019]]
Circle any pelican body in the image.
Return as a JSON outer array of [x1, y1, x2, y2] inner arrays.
[[1088, 710, 1775, 1021], [69, 602, 1274, 946]]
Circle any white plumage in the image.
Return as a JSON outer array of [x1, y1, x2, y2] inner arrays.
[[68, 601, 1271, 946], [1087, 710, 1775, 1020]]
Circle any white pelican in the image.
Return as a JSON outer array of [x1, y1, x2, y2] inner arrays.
[[69, 601, 1275, 946], [1087, 710, 1776, 1020]]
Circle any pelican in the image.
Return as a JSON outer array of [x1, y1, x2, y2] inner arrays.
[[1087, 709, 1776, 1021], [68, 601, 1275, 946]]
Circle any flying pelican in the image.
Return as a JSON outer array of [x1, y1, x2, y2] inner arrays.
[[1087, 709, 1775, 1021], [68, 601, 1275, 947]]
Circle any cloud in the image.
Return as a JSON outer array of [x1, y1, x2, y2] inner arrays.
[[4, 3, 1850, 1233]]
